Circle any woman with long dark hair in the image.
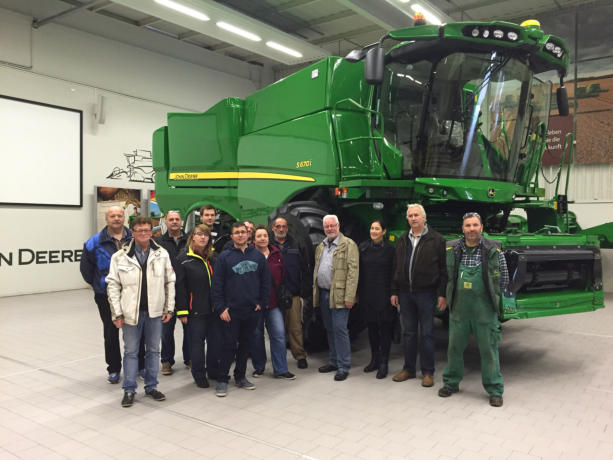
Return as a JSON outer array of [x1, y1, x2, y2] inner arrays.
[[358, 219, 396, 379], [250, 225, 296, 380], [175, 224, 215, 388]]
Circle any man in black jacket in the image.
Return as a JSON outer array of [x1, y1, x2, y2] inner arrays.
[[391, 204, 447, 388], [270, 216, 312, 369], [154, 211, 189, 376]]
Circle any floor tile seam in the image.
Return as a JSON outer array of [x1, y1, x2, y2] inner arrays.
[[0, 354, 101, 380], [145, 404, 317, 459]]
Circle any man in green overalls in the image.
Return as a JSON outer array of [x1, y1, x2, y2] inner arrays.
[[438, 213, 509, 407]]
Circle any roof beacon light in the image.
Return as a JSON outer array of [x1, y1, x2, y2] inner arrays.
[[520, 19, 541, 28], [413, 12, 427, 26]]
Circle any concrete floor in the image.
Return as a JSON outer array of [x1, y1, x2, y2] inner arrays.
[[0, 289, 611, 460]]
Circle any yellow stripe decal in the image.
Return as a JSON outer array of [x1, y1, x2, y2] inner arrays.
[[169, 171, 315, 182]]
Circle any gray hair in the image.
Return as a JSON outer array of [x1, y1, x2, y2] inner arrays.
[[406, 203, 426, 218], [165, 210, 181, 220], [322, 214, 339, 225]]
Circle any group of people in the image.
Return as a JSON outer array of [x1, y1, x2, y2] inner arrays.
[[80, 202, 509, 408]]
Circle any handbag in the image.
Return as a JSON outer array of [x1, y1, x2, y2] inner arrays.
[[274, 281, 294, 310]]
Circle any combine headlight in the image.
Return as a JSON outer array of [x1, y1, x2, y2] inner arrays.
[[471, 28, 480, 37], [493, 29, 504, 39], [507, 31, 518, 41], [545, 42, 555, 51], [482, 29, 490, 38], [553, 46, 561, 55]]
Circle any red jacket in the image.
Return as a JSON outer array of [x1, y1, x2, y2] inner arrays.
[[266, 244, 285, 309]]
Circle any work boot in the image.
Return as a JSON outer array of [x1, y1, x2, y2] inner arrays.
[[422, 374, 434, 387], [489, 395, 503, 407], [392, 369, 416, 382], [297, 358, 308, 369], [376, 363, 388, 379], [121, 392, 135, 408], [161, 362, 173, 375], [438, 386, 458, 397]]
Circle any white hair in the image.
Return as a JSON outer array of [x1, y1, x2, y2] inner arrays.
[[165, 210, 181, 219], [406, 203, 426, 218], [322, 214, 339, 225]]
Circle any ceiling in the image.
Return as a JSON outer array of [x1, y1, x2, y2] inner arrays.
[[0, 0, 604, 79]]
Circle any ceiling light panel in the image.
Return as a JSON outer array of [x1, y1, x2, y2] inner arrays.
[[111, 0, 330, 64]]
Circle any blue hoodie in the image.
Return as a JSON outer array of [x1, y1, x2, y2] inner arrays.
[[211, 245, 270, 316]]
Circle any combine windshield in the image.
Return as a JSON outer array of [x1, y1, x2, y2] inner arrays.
[[381, 51, 545, 181]]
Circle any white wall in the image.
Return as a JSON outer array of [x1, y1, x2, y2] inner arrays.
[[0, 12, 256, 297]]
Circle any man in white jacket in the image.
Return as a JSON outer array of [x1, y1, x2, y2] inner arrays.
[[107, 216, 175, 408]]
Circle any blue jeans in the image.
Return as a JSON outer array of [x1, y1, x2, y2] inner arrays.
[[319, 289, 351, 372], [122, 311, 162, 393], [186, 315, 207, 382], [250, 307, 289, 375], [399, 291, 436, 375], [161, 314, 190, 365]]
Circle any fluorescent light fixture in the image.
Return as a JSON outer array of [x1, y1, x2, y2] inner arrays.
[[154, 0, 209, 21], [398, 0, 410, 3], [216, 21, 261, 41], [410, 4, 441, 25], [266, 41, 303, 58]]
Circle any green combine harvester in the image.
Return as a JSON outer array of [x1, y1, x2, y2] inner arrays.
[[153, 18, 611, 322]]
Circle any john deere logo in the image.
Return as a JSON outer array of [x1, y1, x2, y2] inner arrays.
[[488, 188, 496, 198]]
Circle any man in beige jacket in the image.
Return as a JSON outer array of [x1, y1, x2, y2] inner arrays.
[[107, 216, 175, 407], [313, 215, 359, 381]]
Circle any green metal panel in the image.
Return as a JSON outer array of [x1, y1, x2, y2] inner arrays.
[[167, 98, 243, 173], [243, 60, 331, 134]]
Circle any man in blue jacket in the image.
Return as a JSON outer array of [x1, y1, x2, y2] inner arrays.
[[80, 206, 131, 383], [211, 221, 270, 397]]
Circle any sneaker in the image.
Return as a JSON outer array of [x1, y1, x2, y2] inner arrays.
[[297, 358, 308, 369], [161, 362, 173, 375], [215, 381, 228, 397], [236, 377, 256, 390], [145, 389, 166, 401], [438, 386, 459, 398], [121, 392, 135, 408], [252, 369, 264, 378], [107, 372, 120, 384], [138, 369, 146, 381], [489, 395, 503, 407], [275, 372, 296, 380], [318, 363, 338, 373]]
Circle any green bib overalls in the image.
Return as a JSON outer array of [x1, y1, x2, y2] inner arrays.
[[442, 259, 504, 397]]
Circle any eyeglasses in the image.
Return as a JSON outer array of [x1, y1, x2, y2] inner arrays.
[[462, 212, 482, 221], [133, 229, 152, 234], [193, 232, 208, 237], [324, 224, 338, 229], [232, 230, 247, 235]]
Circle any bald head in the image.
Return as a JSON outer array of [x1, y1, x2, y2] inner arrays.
[[105, 206, 125, 233]]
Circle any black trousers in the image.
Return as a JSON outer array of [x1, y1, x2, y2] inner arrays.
[[94, 293, 145, 374], [367, 320, 394, 363], [218, 310, 259, 383], [187, 315, 208, 382]]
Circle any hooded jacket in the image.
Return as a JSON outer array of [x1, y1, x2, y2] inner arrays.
[[106, 239, 175, 325], [211, 245, 270, 315]]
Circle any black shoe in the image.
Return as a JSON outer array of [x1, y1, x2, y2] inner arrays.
[[363, 360, 379, 373], [318, 364, 338, 373], [145, 389, 166, 401], [121, 392, 135, 408], [376, 363, 388, 379], [275, 372, 296, 380], [489, 395, 503, 407], [438, 386, 459, 398], [195, 377, 210, 388], [334, 371, 349, 381], [252, 369, 264, 378], [297, 359, 308, 369]]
